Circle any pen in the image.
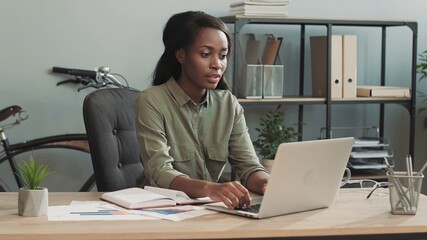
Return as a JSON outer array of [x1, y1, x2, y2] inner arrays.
[[407, 154, 415, 209], [406, 154, 413, 177], [384, 157, 394, 176], [416, 161, 427, 176], [384, 157, 411, 210]]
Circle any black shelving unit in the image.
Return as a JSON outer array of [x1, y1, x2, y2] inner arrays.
[[220, 16, 418, 165]]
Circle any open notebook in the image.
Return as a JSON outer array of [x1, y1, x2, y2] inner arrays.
[[205, 137, 354, 219], [101, 186, 212, 209]]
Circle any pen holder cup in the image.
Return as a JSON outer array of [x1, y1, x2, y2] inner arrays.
[[238, 64, 284, 99], [239, 64, 263, 98], [263, 65, 284, 98], [387, 172, 424, 215]]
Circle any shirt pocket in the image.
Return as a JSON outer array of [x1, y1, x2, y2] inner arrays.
[[169, 144, 196, 177], [206, 146, 229, 182]]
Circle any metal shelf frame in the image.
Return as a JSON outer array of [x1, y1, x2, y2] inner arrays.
[[221, 16, 418, 164]]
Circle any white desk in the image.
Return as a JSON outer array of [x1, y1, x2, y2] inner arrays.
[[1, 189, 427, 240]]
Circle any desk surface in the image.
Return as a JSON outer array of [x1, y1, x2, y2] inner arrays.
[[1, 189, 427, 240]]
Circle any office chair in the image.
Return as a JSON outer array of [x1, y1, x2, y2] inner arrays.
[[83, 88, 143, 191]]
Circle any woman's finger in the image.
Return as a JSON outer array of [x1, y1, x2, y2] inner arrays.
[[229, 181, 251, 208]]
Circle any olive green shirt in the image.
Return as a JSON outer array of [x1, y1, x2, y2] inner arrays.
[[135, 78, 266, 188]]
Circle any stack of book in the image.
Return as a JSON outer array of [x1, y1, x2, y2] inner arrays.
[[229, 0, 290, 16], [356, 86, 411, 98]]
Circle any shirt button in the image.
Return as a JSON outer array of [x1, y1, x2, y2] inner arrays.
[[193, 113, 197, 118]]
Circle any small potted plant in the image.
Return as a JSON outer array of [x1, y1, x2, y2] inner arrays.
[[253, 105, 300, 172], [16, 155, 51, 217]]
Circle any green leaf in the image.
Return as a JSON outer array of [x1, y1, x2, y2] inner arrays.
[[16, 154, 52, 189], [253, 105, 302, 159]]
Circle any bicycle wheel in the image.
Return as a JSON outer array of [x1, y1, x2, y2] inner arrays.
[[0, 134, 95, 192], [0, 178, 10, 192]]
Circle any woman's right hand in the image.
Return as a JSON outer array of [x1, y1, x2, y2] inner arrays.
[[205, 181, 251, 209]]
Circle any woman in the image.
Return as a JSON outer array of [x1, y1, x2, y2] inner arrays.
[[136, 11, 269, 209]]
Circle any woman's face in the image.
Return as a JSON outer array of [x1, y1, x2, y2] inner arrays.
[[176, 27, 228, 95]]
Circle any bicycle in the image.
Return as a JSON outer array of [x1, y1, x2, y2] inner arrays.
[[52, 66, 134, 91], [0, 66, 133, 192]]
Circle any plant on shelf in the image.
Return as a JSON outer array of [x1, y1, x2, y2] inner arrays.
[[416, 50, 427, 115], [16, 155, 51, 217], [253, 105, 300, 171]]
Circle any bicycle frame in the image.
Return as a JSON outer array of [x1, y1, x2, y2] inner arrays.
[[0, 129, 22, 188], [0, 131, 94, 191]]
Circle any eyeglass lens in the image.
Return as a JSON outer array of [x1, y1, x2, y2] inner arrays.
[[360, 180, 377, 188]]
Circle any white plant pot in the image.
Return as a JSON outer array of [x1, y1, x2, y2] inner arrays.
[[262, 159, 274, 173], [18, 187, 48, 217]]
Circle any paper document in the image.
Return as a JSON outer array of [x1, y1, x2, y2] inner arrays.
[[144, 186, 213, 205], [48, 201, 158, 221], [134, 205, 217, 221], [48, 200, 215, 222], [351, 149, 392, 158]]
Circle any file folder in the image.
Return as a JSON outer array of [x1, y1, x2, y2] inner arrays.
[[262, 35, 284, 98], [310, 35, 343, 98], [245, 34, 260, 64], [261, 35, 282, 65], [239, 34, 262, 98], [342, 35, 357, 98]]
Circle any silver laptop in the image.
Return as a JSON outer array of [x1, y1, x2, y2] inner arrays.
[[205, 137, 354, 219]]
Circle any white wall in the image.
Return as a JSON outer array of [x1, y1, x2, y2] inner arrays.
[[1, 0, 427, 192]]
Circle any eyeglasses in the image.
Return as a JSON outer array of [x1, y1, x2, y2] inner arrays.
[[342, 179, 389, 199]]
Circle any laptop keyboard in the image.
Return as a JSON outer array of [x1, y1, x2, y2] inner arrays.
[[237, 203, 261, 213]]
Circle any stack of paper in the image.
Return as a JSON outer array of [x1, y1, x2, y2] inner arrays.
[[349, 135, 393, 170], [229, 0, 290, 16], [351, 149, 392, 159]]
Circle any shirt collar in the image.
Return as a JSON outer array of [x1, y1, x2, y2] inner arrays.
[[166, 78, 209, 107]]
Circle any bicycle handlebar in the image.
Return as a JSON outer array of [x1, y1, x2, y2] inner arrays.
[[52, 67, 97, 79], [52, 66, 132, 91]]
